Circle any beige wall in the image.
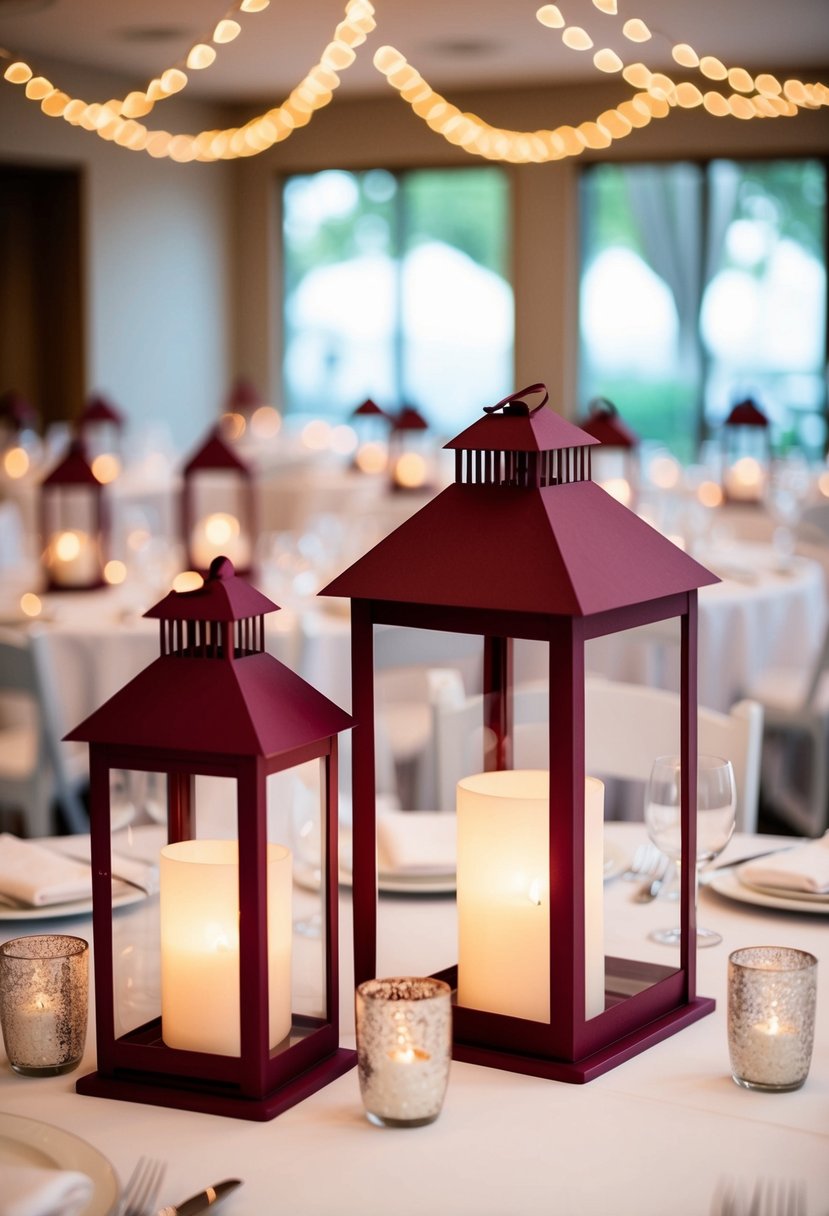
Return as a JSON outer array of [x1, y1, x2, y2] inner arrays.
[[232, 74, 829, 418], [0, 60, 234, 448]]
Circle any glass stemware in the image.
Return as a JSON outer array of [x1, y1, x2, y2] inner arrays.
[[644, 754, 736, 947]]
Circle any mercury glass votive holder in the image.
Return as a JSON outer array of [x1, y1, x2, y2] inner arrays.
[[728, 947, 817, 1092], [356, 977, 452, 1128], [0, 935, 89, 1076]]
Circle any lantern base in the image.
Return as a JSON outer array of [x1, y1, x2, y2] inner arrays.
[[452, 996, 715, 1084], [75, 1048, 356, 1121]]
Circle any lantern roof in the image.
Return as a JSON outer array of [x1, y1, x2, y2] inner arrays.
[[0, 389, 37, 429], [323, 388, 717, 619], [352, 397, 388, 418], [183, 424, 249, 474], [580, 398, 639, 449], [393, 405, 429, 432], [445, 384, 598, 454], [41, 439, 99, 487], [80, 394, 124, 428], [67, 557, 351, 755], [725, 398, 769, 428], [145, 556, 277, 623]]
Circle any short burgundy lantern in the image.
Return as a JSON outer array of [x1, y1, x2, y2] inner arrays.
[[580, 397, 639, 507], [721, 397, 772, 505], [77, 393, 125, 483], [181, 424, 256, 577], [323, 383, 719, 1083], [67, 556, 354, 1119], [40, 438, 107, 591], [351, 397, 391, 475], [388, 404, 433, 492]]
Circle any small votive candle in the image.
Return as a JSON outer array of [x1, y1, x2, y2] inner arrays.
[[728, 946, 817, 1092], [356, 977, 451, 1128], [0, 935, 89, 1076]]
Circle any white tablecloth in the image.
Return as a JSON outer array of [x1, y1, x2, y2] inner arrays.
[[0, 824, 826, 1216]]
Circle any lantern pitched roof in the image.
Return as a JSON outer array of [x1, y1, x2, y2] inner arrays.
[[183, 425, 248, 474], [580, 399, 639, 449], [145, 556, 277, 622], [725, 398, 769, 428], [352, 398, 388, 418], [393, 406, 429, 432], [80, 394, 124, 427], [65, 651, 352, 756], [445, 395, 598, 454], [41, 439, 99, 487]]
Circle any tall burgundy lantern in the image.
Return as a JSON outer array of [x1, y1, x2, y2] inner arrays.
[[388, 404, 433, 492], [68, 557, 354, 1119], [580, 398, 640, 507], [323, 384, 719, 1083], [721, 397, 771, 505], [77, 394, 125, 481], [40, 438, 107, 591], [182, 424, 256, 577]]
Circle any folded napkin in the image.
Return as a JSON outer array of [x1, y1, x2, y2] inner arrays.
[[739, 832, 829, 895], [0, 834, 92, 906], [0, 1164, 93, 1216], [376, 811, 456, 877]]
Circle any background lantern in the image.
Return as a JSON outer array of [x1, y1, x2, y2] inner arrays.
[[181, 424, 256, 577], [388, 404, 433, 492], [351, 397, 391, 475], [580, 397, 639, 508], [324, 384, 719, 1083], [77, 393, 125, 485], [40, 438, 107, 591], [720, 397, 772, 505], [67, 556, 354, 1118]]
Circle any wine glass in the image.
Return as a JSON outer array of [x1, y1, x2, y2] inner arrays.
[[644, 754, 736, 948]]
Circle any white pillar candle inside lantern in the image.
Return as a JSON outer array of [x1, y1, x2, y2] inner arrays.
[[724, 456, 764, 502], [160, 839, 292, 1056], [190, 512, 251, 571], [47, 529, 100, 587], [457, 770, 605, 1023]]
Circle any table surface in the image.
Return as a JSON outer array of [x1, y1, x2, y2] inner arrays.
[[0, 824, 827, 1216]]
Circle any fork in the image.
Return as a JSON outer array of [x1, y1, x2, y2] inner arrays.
[[621, 841, 662, 882], [711, 1177, 808, 1216], [120, 1157, 167, 1216]]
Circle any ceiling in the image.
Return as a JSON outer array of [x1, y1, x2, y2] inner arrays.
[[0, 0, 827, 104]]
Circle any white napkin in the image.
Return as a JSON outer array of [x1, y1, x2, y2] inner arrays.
[[0, 834, 92, 906], [0, 1164, 93, 1216], [376, 811, 456, 876], [739, 832, 829, 895]]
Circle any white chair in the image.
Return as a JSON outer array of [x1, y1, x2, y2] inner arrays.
[[0, 626, 88, 836], [431, 674, 763, 832], [747, 624, 829, 837]]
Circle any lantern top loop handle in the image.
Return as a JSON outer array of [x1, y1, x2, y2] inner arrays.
[[484, 383, 549, 417]]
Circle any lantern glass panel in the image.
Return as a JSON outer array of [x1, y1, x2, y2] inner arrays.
[[188, 470, 252, 571]]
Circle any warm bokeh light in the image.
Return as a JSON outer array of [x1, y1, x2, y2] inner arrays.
[[330, 424, 358, 455], [672, 43, 699, 68], [622, 19, 651, 41], [562, 27, 593, 51], [91, 452, 121, 484], [54, 530, 82, 561], [172, 570, 205, 593], [536, 5, 564, 27], [817, 471, 829, 499], [393, 452, 428, 489], [187, 44, 217, 70], [648, 455, 682, 491], [599, 477, 633, 506], [127, 527, 151, 552], [204, 513, 241, 546], [592, 0, 617, 12], [250, 405, 282, 438], [3, 446, 30, 478], [697, 481, 724, 509], [19, 592, 42, 618], [302, 419, 333, 450], [355, 441, 388, 474], [593, 49, 623, 73], [104, 559, 127, 585], [220, 411, 247, 440], [725, 457, 764, 496], [213, 19, 242, 44]]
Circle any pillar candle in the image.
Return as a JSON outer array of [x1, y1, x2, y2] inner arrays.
[[190, 513, 251, 570], [48, 530, 100, 587]]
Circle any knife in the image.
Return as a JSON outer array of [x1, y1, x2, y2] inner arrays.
[[156, 1179, 242, 1216], [709, 845, 795, 873]]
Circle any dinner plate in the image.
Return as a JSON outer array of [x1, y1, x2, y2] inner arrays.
[[706, 869, 829, 915], [0, 883, 146, 922], [0, 1113, 119, 1216]]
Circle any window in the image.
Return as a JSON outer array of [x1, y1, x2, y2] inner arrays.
[[579, 159, 827, 461], [282, 167, 513, 432]]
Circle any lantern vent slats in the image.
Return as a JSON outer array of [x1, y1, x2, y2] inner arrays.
[[456, 443, 591, 489], [159, 613, 266, 660]]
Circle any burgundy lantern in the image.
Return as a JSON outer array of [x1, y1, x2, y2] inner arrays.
[[40, 438, 107, 591], [77, 394, 125, 485], [68, 556, 354, 1119], [720, 397, 772, 505], [351, 398, 391, 475], [0, 389, 38, 438], [580, 398, 640, 508], [0, 390, 40, 481], [388, 405, 433, 492], [181, 424, 256, 577], [324, 384, 719, 1083]]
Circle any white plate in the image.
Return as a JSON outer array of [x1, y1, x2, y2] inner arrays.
[[0, 1113, 119, 1216], [0, 884, 146, 922], [707, 869, 829, 915]]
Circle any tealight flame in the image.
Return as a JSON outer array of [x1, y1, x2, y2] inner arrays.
[[54, 530, 82, 561], [104, 559, 127, 585], [393, 452, 427, 489], [729, 456, 763, 488], [355, 441, 388, 474], [250, 405, 281, 438], [172, 570, 204, 593], [528, 878, 543, 906], [3, 446, 29, 478], [697, 480, 724, 508], [20, 592, 42, 618], [91, 452, 121, 484], [203, 513, 240, 546]]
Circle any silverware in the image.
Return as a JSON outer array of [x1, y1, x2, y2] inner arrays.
[[633, 856, 672, 903], [121, 1157, 167, 1216], [621, 841, 662, 882], [156, 1179, 242, 1216], [709, 846, 795, 874]]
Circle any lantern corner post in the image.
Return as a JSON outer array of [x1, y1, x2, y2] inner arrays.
[[350, 599, 377, 987]]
